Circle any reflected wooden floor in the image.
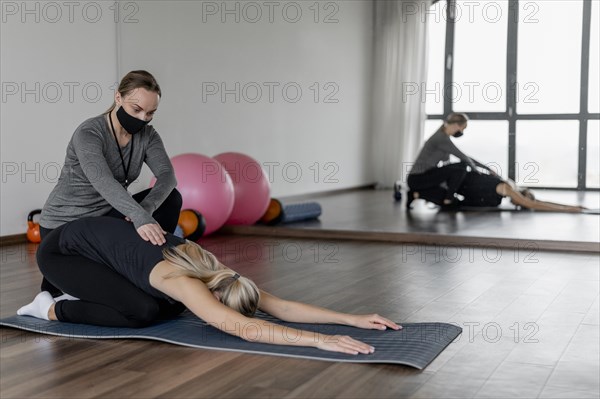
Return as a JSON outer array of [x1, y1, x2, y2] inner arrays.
[[224, 188, 600, 253], [1, 235, 599, 398]]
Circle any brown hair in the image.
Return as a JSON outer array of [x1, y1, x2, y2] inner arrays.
[[105, 70, 162, 114], [444, 112, 469, 125]]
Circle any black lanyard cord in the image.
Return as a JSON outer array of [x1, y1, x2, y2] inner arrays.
[[108, 113, 134, 188]]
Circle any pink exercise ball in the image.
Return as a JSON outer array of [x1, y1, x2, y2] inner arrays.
[[151, 153, 234, 236], [213, 152, 271, 225]]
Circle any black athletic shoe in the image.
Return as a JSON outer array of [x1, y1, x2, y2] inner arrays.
[[393, 181, 402, 202], [439, 199, 461, 211], [406, 190, 417, 210]]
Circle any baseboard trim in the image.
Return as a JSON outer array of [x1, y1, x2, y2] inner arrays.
[[0, 234, 28, 247], [275, 183, 377, 202], [3, 224, 597, 253]]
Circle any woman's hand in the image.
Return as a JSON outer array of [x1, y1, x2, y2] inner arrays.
[[136, 223, 167, 245], [316, 334, 375, 355], [348, 314, 402, 331]]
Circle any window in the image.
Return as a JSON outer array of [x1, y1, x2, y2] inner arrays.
[[516, 121, 579, 187], [424, 119, 443, 140], [589, 1, 599, 113], [459, 121, 509, 178], [454, 1, 508, 112], [587, 120, 600, 188], [517, 2, 582, 114], [425, 1, 446, 116], [425, 0, 599, 190]]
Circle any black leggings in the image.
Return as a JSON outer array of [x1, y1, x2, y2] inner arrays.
[[407, 162, 470, 201], [40, 187, 182, 296], [37, 224, 185, 327], [38, 189, 183, 325]]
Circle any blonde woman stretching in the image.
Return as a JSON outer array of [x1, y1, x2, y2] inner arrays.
[[18, 216, 400, 355]]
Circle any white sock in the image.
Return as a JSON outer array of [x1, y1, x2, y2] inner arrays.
[[17, 291, 55, 320], [54, 293, 79, 302]]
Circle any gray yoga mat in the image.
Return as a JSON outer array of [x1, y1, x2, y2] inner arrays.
[[456, 206, 599, 213], [582, 208, 600, 215], [455, 205, 520, 212], [0, 310, 461, 370]]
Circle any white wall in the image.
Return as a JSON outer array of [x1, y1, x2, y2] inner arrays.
[[0, 0, 375, 236], [1, 1, 118, 235], [119, 1, 375, 198]]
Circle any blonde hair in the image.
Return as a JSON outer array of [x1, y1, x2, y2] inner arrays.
[[105, 70, 162, 114], [161, 241, 260, 317]]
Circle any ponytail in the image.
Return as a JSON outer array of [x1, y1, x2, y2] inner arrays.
[[161, 241, 260, 317], [105, 70, 162, 114]]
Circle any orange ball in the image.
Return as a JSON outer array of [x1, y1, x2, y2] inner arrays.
[[177, 209, 206, 241], [259, 199, 284, 225]]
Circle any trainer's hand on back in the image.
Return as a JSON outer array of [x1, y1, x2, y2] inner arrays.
[[350, 314, 402, 331], [316, 334, 375, 355], [137, 223, 167, 245]]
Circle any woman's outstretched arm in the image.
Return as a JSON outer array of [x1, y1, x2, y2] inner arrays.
[[496, 183, 585, 213], [149, 262, 378, 355], [257, 290, 401, 331]]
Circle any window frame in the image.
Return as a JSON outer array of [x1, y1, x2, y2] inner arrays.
[[427, 0, 600, 190]]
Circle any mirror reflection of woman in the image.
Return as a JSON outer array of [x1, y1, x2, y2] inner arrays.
[[405, 113, 587, 213], [406, 113, 488, 209]]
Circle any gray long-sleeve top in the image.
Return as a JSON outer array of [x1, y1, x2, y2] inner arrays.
[[409, 127, 480, 176], [40, 114, 177, 230]]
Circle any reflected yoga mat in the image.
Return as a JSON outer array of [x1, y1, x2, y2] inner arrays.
[[0, 311, 461, 370]]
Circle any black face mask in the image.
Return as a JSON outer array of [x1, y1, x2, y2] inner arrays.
[[116, 106, 150, 134], [454, 130, 464, 138]]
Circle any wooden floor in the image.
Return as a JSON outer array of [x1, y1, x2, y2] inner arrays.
[[1, 232, 599, 398], [224, 188, 600, 253]]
